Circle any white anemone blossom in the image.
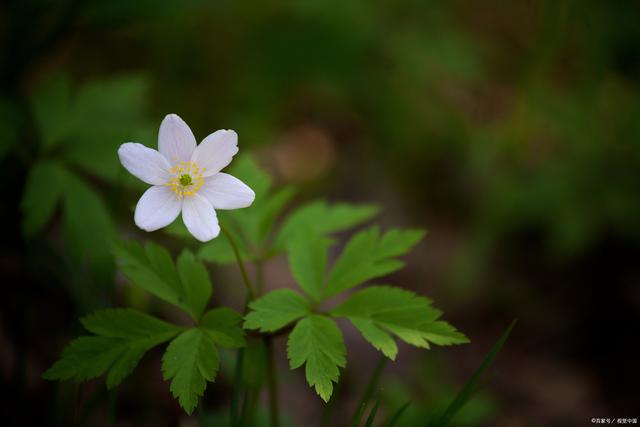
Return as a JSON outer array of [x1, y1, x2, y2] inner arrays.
[[118, 114, 255, 242]]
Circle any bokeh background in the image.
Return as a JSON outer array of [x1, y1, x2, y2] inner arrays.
[[2, 0, 639, 426]]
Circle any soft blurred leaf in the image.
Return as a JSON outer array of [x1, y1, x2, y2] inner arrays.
[[21, 160, 65, 236], [287, 315, 346, 402], [61, 170, 115, 277]]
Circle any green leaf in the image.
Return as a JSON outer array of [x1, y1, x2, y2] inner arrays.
[[176, 250, 213, 319], [433, 320, 516, 427], [287, 229, 331, 300], [324, 227, 425, 298], [30, 75, 72, 150], [287, 315, 346, 402], [61, 170, 114, 277], [200, 308, 246, 349], [331, 286, 468, 357], [244, 289, 310, 333], [31, 74, 153, 182], [43, 309, 180, 388], [21, 160, 66, 236], [162, 328, 219, 415], [113, 240, 212, 319], [275, 200, 379, 250]]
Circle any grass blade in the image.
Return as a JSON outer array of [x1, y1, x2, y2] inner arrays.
[[349, 357, 387, 427], [363, 397, 381, 427], [433, 319, 517, 427], [383, 402, 410, 427]]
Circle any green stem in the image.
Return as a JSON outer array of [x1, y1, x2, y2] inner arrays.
[[264, 336, 280, 427], [221, 224, 256, 300]]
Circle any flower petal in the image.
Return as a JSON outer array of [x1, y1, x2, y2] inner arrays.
[[190, 130, 238, 177], [200, 173, 255, 210], [134, 185, 182, 231], [182, 194, 220, 242], [118, 143, 171, 185], [158, 113, 197, 164]]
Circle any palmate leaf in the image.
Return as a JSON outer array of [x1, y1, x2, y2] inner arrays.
[[331, 286, 468, 359], [200, 308, 246, 349], [323, 227, 426, 298], [287, 229, 332, 300], [43, 309, 181, 389], [113, 240, 212, 320], [287, 315, 346, 402], [243, 289, 310, 333], [274, 200, 380, 250], [162, 328, 219, 415]]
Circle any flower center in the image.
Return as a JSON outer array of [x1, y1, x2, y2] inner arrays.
[[166, 161, 206, 198]]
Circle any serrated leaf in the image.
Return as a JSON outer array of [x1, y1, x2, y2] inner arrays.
[[244, 289, 310, 333], [331, 286, 468, 357], [323, 227, 425, 298], [162, 328, 219, 415], [113, 240, 212, 320], [200, 308, 246, 349], [43, 309, 180, 388], [21, 160, 65, 236], [275, 200, 379, 250], [287, 229, 331, 300], [287, 315, 346, 402]]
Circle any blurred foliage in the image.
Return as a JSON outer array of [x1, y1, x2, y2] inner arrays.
[[3, 0, 640, 425]]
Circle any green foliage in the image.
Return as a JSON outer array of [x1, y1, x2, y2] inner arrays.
[[286, 229, 331, 300], [287, 315, 346, 402], [43, 309, 181, 388], [324, 227, 426, 298], [113, 240, 212, 320], [332, 286, 468, 358], [162, 328, 220, 415], [195, 157, 378, 266], [274, 200, 379, 250], [244, 289, 310, 333], [200, 308, 246, 349]]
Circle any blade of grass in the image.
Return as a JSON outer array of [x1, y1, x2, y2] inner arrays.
[[230, 348, 245, 427], [363, 397, 381, 427], [382, 402, 410, 427], [348, 357, 387, 427], [433, 319, 517, 427]]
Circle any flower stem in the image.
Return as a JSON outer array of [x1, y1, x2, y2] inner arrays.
[[220, 224, 256, 300], [264, 336, 280, 427]]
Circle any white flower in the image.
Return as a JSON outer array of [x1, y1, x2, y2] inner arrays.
[[118, 114, 255, 242]]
